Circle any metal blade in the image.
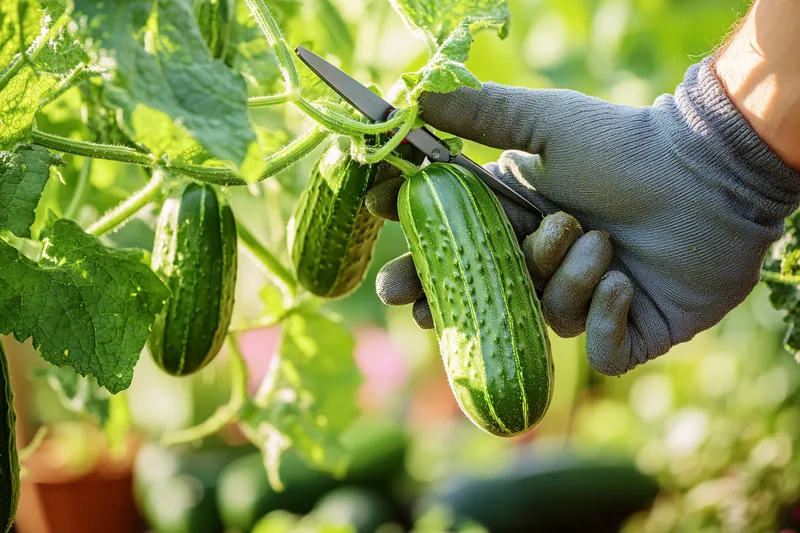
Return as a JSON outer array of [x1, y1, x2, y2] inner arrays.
[[295, 46, 393, 122]]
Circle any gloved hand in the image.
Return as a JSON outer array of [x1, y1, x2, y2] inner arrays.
[[368, 58, 800, 376]]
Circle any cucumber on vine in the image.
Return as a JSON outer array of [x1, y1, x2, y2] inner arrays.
[[398, 163, 554, 436], [149, 182, 238, 376], [289, 136, 385, 299]]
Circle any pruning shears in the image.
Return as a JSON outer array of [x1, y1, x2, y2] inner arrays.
[[294, 46, 542, 216]]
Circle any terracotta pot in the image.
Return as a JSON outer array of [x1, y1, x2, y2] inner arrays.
[[15, 435, 144, 533]]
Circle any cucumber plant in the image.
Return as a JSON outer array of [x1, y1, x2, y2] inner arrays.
[[0, 0, 521, 518]]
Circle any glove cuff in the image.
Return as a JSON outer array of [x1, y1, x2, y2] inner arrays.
[[673, 57, 800, 201]]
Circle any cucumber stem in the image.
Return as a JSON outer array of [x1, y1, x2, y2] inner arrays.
[[32, 130, 157, 167], [248, 93, 293, 107], [761, 269, 800, 286], [244, 0, 300, 92], [257, 127, 329, 181], [294, 98, 411, 136], [63, 157, 92, 220], [363, 105, 419, 163], [237, 223, 297, 297], [161, 336, 249, 447], [384, 153, 419, 176], [86, 169, 166, 237]]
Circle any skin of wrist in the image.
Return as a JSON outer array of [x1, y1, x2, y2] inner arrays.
[[714, 0, 800, 171]]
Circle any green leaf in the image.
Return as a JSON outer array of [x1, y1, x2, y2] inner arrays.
[[0, 145, 64, 238], [34, 365, 111, 425], [766, 210, 800, 359], [401, 21, 482, 101], [0, 218, 170, 393], [389, 0, 509, 45], [73, 0, 256, 166], [241, 307, 362, 490], [0, 1, 87, 149]]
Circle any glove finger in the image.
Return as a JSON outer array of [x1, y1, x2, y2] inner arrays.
[[421, 84, 586, 154], [366, 176, 404, 221], [376, 253, 424, 306], [522, 212, 584, 290], [412, 298, 434, 330], [542, 231, 613, 338], [585, 271, 634, 376]]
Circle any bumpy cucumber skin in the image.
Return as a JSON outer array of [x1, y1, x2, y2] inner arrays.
[[290, 138, 384, 298], [398, 163, 553, 436], [149, 183, 238, 376], [0, 342, 19, 533]]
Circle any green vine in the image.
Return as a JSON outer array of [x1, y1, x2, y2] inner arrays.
[[86, 169, 166, 236], [161, 336, 249, 447]]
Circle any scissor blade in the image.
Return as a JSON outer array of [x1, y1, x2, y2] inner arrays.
[[295, 46, 393, 123]]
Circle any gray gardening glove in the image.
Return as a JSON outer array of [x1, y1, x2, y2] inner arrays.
[[369, 58, 800, 376]]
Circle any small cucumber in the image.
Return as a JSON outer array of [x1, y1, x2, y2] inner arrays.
[[0, 341, 19, 533], [289, 137, 384, 298], [149, 182, 238, 376], [398, 163, 554, 436]]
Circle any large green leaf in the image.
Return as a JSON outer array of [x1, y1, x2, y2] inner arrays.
[[401, 21, 482, 100], [241, 307, 362, 490], [0, 1, 88, 150], [389, 0, 509, 45], [0, 219, 169, 393], [392, 1, 510, 102], [0, 145, 64, 238], [73, 0, 256, 166]]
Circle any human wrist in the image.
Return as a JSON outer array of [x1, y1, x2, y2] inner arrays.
[[714, 0, 800, 171]]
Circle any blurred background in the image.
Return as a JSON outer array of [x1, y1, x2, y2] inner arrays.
[[9, 0, 800, 532]]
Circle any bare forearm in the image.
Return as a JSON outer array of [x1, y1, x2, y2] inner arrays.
[[715, 0, 800, 171]]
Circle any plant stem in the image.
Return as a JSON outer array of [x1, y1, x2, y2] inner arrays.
[[18, 427, 48, 462], [761, 269, 800, 286], [244, 0, 300, 92], [294, 97, 409, 135], [33, 127, 326, 186], [64, 157, 92, 220], [363, 106, 419, 163], [248, 93, 293, 107], [40, 63, 89, 107], [161, 336, 249, 447], [237, 223, 297, 297], [384, 153, 419, 176], [87, 169, 166, 236], [32, 130, 157, 167], [255, 127, 329, 181], [0, 10, 71, 93]]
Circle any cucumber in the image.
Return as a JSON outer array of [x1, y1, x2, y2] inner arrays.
[[0, 341, 19, 533], [149, 182, 238, 376], [194, 0, 236, 65], [397, 163, 553, 437], [421, 452, 660, 532], [289, 137, 384, 298]]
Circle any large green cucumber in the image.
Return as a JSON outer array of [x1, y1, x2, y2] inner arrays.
[[149, 182, 238, 376], [289, 137, 384, 298], [0, 341, 19, 533], [398, 163, 553, 436]]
